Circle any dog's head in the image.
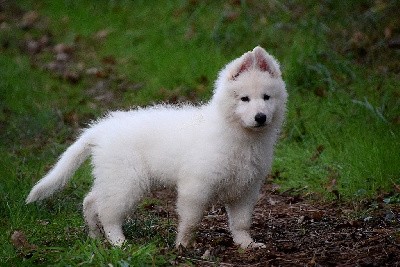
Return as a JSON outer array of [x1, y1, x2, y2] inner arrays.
[[212, 46, 287, 132]]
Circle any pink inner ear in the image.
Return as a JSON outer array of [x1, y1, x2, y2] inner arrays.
[[236, 64, 249, 76], [257, 57, 272, 73], [232, 54, 253, 79]]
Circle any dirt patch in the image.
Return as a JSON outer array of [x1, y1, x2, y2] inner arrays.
[[145, 184, 400, 266]]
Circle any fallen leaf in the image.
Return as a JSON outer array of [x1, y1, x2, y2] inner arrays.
[[11, 230, 37, 250], [393, 182, 400, 192], [20, 11, 39, 30], [310, 210, 324, 221], [94, 29, 111, 40], [24, 39, 41, 55], [201, 249, 211, 260], [63, 71, 81, 84], [388, 37, 400, 49], [310, 145, 324, 161], [384, 27, 392, 39], [314, 87, 327, 98], [268, 197, 278, 206], [184, 25, 196, 40], [102, 55, 117, 65], [308, 255, 317, 267], [53, 43, 74, 54], [56, 52, 69, 61]]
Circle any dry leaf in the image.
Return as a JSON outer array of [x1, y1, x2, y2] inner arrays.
[[11, 230, 37, 250]]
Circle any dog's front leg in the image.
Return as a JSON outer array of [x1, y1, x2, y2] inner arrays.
[[226, 188, 265, 249], [175, 186, 208, 248]]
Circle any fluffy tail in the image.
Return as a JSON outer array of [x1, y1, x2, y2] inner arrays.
[[26, 132, 92, 203]]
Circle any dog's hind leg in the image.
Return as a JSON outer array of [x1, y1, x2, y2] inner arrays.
[[83, 191, 102, 239], [93, 175, 144, 247], [95, 190, 139, 246], [96, 196, 127, 246], [90, 154, 149, 246]]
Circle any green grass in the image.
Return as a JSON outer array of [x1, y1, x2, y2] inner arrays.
[[1, 0, 399, 265]]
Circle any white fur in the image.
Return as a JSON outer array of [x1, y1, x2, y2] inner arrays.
[[26, 46, 287, 249]]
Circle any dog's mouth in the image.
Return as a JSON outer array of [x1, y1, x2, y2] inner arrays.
[[248, 122, 268, 130], [254, 123, 266, 128]]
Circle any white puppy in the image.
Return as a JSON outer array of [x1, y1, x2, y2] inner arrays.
[[26, 46, 287, 249]]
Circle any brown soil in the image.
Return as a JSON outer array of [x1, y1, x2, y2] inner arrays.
[[147, 184, 400, 266]]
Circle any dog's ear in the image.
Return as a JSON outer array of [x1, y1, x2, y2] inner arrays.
[[232, 52, 254, 80], [253, 46, 281, 78]]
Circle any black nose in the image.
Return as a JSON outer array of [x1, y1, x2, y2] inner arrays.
[[254, 113, 267, 124]]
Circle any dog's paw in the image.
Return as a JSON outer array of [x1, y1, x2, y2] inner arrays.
[[107, 235, 126, 247], [111, 239, 126, 247], [246, 242, 266, 249], [176, 243, 187, 254]]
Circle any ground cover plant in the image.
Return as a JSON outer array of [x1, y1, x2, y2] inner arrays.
[[1, 0, 399, 265]]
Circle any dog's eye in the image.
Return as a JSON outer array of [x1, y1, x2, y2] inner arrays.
[[240, 96, 250, 102], [263, 94, 270, 100]]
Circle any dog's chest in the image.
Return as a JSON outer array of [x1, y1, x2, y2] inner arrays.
[[214, 148, 266, 199]]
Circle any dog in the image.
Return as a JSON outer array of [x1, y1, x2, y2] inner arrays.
[[26, 46, 287, 249]]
